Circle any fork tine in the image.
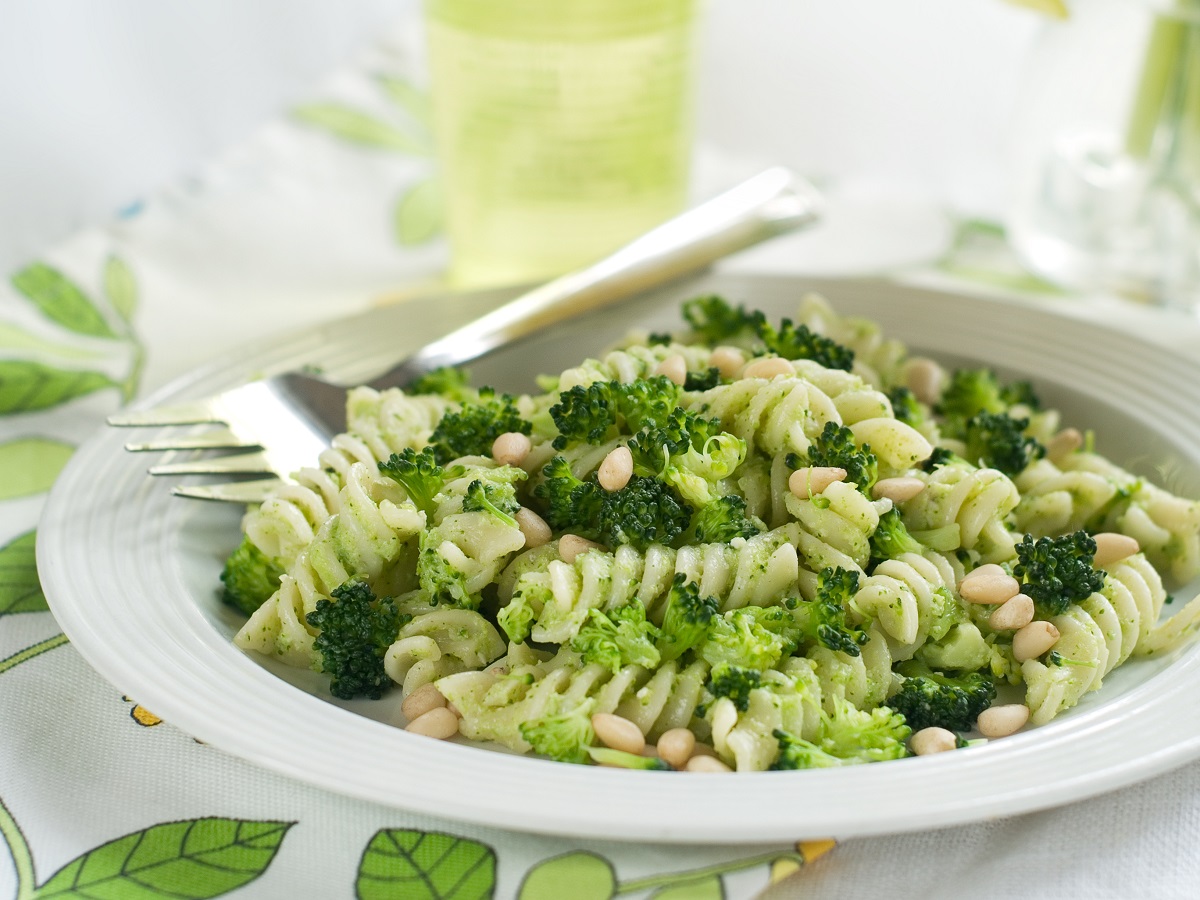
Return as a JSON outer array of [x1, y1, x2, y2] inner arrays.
[[108, 399, 224, 427], [124, 430, 257, 452], [148, 451, 273, 476], [172, 479, 281, 503]]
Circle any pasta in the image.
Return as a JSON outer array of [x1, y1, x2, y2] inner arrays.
[[223, 293, 1200, 772]]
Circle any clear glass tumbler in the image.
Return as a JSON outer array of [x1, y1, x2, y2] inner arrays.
[[1007, 0, 1200, 310], [424, 0, 700, 287]]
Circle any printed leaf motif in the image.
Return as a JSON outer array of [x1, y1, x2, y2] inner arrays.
[[0, 360, 117, 415], [33, 818, 293, 899], [103, 256, 138, 324], [378, 75, 433, 128], [0, 322, 104, 361], [0, 531, 46, 615], [394, 179, 444, 245], [357, 829, 496, 900], [652, 876, 724, 899], [518, 852, 615, 900], [0, 438, 74, 500], [12, 263, 118, 339], [293, 104, 430, 155]]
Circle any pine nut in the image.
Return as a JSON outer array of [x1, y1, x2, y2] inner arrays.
[[959, 564, 1020, 605], [871, 476, 926, 503], [597, 446, 634, 492], [656, 728, 696, 769], [1045, 427, 1083, 463], [515, 507, 552, 549], [559, 534, 603, 564], [653, 354, 688, 386], [591, 713, 645, 755], [742, 357, 794, 380], [910, 726, 957, 756], [405, 707, 459, 739], [989, 593, 1035, 631], [1013, 620, 1060, 662], [491, 431, 532, 467], [685, 755, 732, 773], [904, 357, 943, 406], [689, 742, 718, 759], [1092, 532, 1140, 569], [976, 703, 1030, 738], [708, 346, 745, 378], [401, 682, 447, 722], [789, 466, 848, 499]]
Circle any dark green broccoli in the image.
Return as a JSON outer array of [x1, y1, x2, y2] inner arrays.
[[595, 475, 694, 551], [570, 601, 662, 673], [962, 411, 1045, 476], [378, 447, 451, 516], [771, 698, 910, 768], [647, 332, 674, 346], [684, 366, 722, 391], [755, 318, 854, 371], [549, 376, 680, 450], [936, 368, 1041, 423], [427, 388, 531, 463], [461, 478, 520, 527], [703, 663, 763, 712], [889, 660, 996, 732], [683, 495, 763, 545], [791, 566, 869, 657], [417, 533, 477, 608], [627, 406, 702, 468], [870, 508, 925, 563], [404, 366, 474, 402], [921, 446, 957, 472], [519, 698, 596, 764], [887, 386, 924, 426], [789, 421, 878, 494], [656, 574, 720, 662], [220, 537, 284, 616], [1013, 531, 1104, 616], [681, 294, 762, 344], [305, 579, 410, 700], [533, 456, 604, 532], [700, 605, 801, 671], [629, 408, 744, 507]]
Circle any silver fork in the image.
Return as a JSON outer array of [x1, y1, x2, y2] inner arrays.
[[109, 167, 822, 501]]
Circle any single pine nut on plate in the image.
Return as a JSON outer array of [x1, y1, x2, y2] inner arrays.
[[656, 728, 697, 769], [708, 346, 745, 378], [591, 713, 645, 755], [405, 706, 459, 740], [977, 703, 1030, 738], [597, 446, 634, 492], [871, 476, 926, 504], [1045, 427, 1083, 462], [1013, 620, 1060, 662], [515, 507, 552, 548], [742, 357, 794, 380], [685, 754, 732, 773], [910, 726, 957, 756], [653, 354, 688, 386], [491, 431, 532, 467], [903, 357, 943, 406], [400, 682, 447, 722], [789, 466, 847, 499], [958, 564, 1020, 605], [989, 593, 1035, 631], [559, 534, 603, 564], [1092, 532, 1140, 568]]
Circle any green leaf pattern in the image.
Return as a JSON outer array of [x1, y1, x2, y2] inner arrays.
[[0, 360, 116, 415], [293, 104, 431, 155], [356, 829, 496, 900], [0, 438, 74, 500], [395, 178, 444, 246], [518, 851, 616, 900], [103, 256, 138, 324], [0, 531, 46, 615], [11, 263, 119, 339]]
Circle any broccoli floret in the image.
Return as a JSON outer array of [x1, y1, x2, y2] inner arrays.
[[549, 376, 680, 450], [1013, 531, 1104, 616], [405, 366, 474, 402], [769, 729, 845, 769], [704, 663, 763, 712], [596, 476, 694, 551], [220, 536, 284, 616], [789, 421, 878, 494], [681, 295, 762, 344], [647, 332, 674, 346], [378, 447, 450, 516], [533, 456, 604, 532], [462, 479, 520, 527], [771, 698, 910, 769], [889, 660, 996, 732], [937, 368, 1040, 420], [585, 747, 674, 770], [684, 366, 722, 391], [570, 601, 662, 674], [870, 508, 925, 563], [700, 606, 800, 671], [428, 388, 531, 462], [755, 318, 854, 371], [305, 579, 410, 700], [921, 446, 958, 472], [520, 698, 596, 764], [629, 408, 745, 507], [417, 532, 477, 608], [684, 495, 763, 545], [962, 411, 1045, 476], [656, 574, 720, 662], [792, 566, 869, 656], [887, 386, 924, 426]]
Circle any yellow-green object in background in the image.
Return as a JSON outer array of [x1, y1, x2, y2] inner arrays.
[[424, 0, 699, 287]]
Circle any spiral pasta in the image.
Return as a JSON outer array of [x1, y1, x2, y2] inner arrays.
[[900, 460, 1021, 564], [384, 609, 506, 696]]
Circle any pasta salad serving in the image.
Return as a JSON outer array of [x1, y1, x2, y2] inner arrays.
[[222, 293, 1200, 772]]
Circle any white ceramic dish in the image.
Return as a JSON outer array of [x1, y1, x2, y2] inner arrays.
[[38, 275, 1200, 843]]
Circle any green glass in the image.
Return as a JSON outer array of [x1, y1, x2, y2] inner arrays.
[[424, 0, 699, 287]]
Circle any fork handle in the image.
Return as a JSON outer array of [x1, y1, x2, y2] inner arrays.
[[382, 167, 823, 381]]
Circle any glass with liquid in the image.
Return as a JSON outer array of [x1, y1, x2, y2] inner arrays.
[[424, 0, 699, 287]]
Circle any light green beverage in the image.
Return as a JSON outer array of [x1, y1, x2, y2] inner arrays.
[[424, 0, 699, 287]]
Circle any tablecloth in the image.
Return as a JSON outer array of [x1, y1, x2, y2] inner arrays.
[[3, 23, 1200, 900]]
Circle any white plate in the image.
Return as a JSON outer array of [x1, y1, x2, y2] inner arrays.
[[38, 275, 1200, 843]]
